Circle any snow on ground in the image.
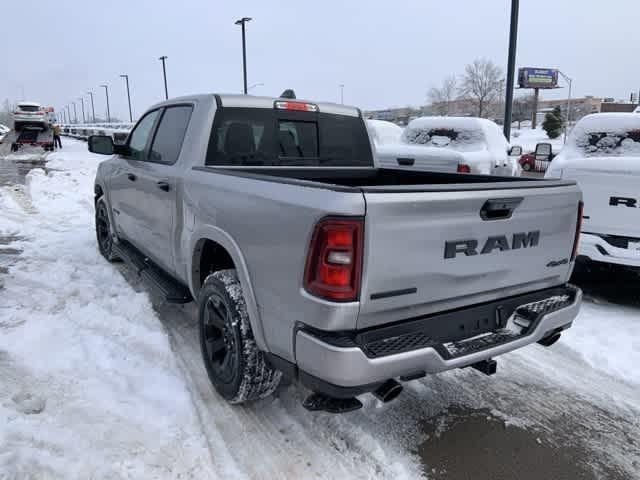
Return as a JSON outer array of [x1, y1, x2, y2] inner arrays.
[[510, 126, 565, 153], [565, 301, 640, 386], [0, 139, 639, 479], [0, 140, 423, 479], [0, 142, 217, 478]]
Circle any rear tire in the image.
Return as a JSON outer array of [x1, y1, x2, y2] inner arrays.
[[199, 269, 281, 404], [95, 197, 120, 262], [14, 123, 22, 132]]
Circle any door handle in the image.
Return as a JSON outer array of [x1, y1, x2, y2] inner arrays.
[[127, 173, 137, 182], [397, 157, 415, 166], [157, 181, 171, 192]]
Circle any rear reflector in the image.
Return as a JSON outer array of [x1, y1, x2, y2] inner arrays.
[[457, 164, 471, 173], [304, 217, 363, 302], [274, 100, 319, 112], [571, 201, 584, 261]]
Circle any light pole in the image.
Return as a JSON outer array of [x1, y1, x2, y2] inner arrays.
[[72, 102, 78, 123], [558, 70, 573, 143], [120, 74, 133, 122], [100, 85, 111, 123], [87, 91, 96, 123], [234, 17, 252, 94], [503, 0, 519, 140], [159, 56, 169, 100], [79, 97, 86, 123], [339, 84, 345, 104]]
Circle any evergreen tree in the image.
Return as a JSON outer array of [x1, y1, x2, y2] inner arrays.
[[542, 106, 563, 139]]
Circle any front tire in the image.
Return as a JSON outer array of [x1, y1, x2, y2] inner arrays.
[[95, 197, 120, 262], [199, 269, 281, 404]]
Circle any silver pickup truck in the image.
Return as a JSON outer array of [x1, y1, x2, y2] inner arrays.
[[89, 94, 583, 413]]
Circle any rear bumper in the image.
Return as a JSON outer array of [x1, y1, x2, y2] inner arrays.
[[295, 284, 581, 389], [579, 232, 640, 268]]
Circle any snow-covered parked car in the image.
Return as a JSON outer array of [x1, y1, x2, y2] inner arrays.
[[546, 113, 640, 269], [367, 119, 462, 173], [14, 101, 48, 131], [401, 117, 522, 176]]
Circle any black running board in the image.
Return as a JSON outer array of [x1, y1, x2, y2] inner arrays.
[[113, 241, 192, 304]]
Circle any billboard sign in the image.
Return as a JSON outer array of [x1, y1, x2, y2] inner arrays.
[[518, 68, 558, 89]]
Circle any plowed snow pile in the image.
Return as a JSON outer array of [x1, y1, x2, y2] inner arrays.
[[0, 143, 217, 478]]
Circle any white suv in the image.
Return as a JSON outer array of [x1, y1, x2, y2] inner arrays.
[[14, 102, 48, 131]]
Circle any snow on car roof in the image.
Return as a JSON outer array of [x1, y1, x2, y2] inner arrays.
[[570, 112, 640, 132], [366, 119, 403, 145], [17, 101, 42, 107], [403, 116, 508, 147]]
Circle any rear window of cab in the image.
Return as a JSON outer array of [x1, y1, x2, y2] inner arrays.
[[205, 107, 373, 167]]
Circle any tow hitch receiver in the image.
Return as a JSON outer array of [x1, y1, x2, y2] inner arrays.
[[469, 358, 497, 376]]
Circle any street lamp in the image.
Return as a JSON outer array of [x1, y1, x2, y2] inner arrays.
[[158, 56, 169, 100], [503, 0, 520, 140], [234, 17, 252, 94], [100, 85, 111, 123], [339, 84, 345, 104], [557, 70, 573, 143], [72, 102, 78, 123], [79, 97, 86, 123], [87, 91, 96, 123], [120, 74, 133, 122]]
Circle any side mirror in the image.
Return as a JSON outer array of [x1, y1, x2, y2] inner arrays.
[[508, 145, 523, 156], [535, 142, 552, 160], [88, 135, 114, 155]]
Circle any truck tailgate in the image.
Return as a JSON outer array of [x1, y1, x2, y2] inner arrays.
[[565, 163, 640, 238], [357, 184, 581, 329]]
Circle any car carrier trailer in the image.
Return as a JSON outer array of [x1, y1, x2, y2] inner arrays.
[[2, 128, 54, 152]]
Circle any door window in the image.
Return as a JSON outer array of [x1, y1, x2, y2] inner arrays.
[[149, 106, 194, 164], [128, 110, 160, 160]]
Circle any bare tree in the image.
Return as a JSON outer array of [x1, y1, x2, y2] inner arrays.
[[459, 58, 505, 118], [427, 75, 458, 116], [512, 94, 536, 128]]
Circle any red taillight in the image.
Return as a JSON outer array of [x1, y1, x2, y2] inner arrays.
[[571, 201, 584, 261], [274, 100, 319, 112], [304, 217, 363, 302], [457, 163, 471, 173]]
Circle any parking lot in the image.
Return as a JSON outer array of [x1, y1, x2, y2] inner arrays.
[[0, 141, 638, 479]]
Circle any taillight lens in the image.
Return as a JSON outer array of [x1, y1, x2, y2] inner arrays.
[[571, 201, 584, 261], [304, 217, 363, 302], [457, 164, 471, 173]]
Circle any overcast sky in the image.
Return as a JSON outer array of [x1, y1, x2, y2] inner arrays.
[[1, 0, 638, 120]]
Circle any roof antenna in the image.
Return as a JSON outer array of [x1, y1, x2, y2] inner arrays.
[[280, 89, 296, 99]]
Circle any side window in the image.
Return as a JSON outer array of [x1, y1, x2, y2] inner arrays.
[[128, 110, 160, 160], [149, 106, 194, 164]]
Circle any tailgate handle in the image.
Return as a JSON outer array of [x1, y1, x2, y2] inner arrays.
[[480, 197, 523, 220], [396, 157, 415, 166]]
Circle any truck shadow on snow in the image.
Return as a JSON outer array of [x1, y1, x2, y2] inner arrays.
[[570, 261, 640, 307]]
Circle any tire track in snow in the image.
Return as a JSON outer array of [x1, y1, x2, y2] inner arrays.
[[150, 299, 423, 480]]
